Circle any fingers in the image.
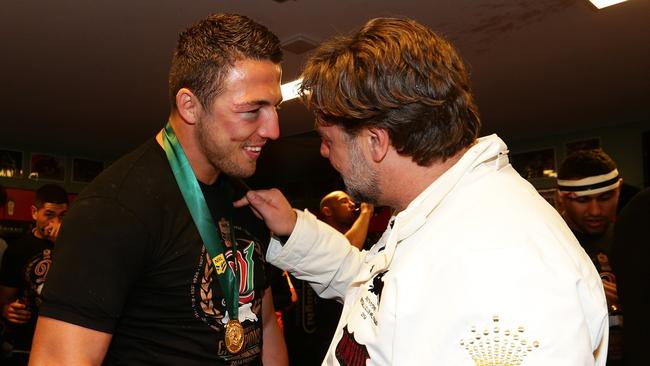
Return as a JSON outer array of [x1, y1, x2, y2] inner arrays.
[[232, 189, 297, 236], [49, 222, 61, 239], [233, 196, 250, 208], [360, 202, 374, 213], [233, 195, 264, 220], [232, 191, 266, 220], [4, 301, 32, 324], [43, 222, 62, 241]]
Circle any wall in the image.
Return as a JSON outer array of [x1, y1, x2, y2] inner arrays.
[[0, 142, 109, 194], [507, 120, 650, 190]]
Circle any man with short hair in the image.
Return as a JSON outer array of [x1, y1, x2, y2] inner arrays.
[[556, 148, 624, 365], [236, 17, 608, 365], [281, 191, 373, 365], [0, 183, 68, 365], [319, 190, 374, 250], [30, 13, 288, 366]]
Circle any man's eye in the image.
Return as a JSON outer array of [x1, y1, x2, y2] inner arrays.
[[598, 193, 613, 201]]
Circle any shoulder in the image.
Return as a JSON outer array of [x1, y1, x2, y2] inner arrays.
[[80, 139, 169, 199], [74, 139, 177, 214], [65, 139, 183, 238]]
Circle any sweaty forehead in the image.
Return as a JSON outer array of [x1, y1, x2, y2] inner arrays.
[[223, 59, 282, 104]]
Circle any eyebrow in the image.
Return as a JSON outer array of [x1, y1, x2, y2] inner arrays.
[[235, 98, 283, 109]]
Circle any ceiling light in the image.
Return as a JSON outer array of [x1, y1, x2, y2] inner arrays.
[[281, 78, 302, 102], [589, 0, 628, 9]]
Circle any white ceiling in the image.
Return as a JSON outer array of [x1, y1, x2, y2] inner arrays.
[[1, 0, 648, 162]]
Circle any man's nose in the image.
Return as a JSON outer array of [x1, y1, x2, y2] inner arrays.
[[586, 199, 602, 216], [259, 111, 280, 140]]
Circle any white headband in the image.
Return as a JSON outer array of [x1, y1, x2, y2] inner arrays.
[[557, 169, 621, 197]]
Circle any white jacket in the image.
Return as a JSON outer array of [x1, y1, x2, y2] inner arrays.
[[267, 135, 608, 365]]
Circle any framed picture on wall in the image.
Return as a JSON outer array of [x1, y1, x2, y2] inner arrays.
[[29, 153, 65, 181], [0, 149, 24, 178], [565, 137, 601, 155], [510, 148, 557, 180], [72, 157, 104, 183]]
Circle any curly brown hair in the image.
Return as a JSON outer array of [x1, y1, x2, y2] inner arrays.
[[300, 17, 480, 166]]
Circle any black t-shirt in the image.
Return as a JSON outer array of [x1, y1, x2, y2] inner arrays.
[[612, 188, 650, 365], [40, 139, 271, 365], [0, 232, 53, 350], [572, 226, 623, 363]]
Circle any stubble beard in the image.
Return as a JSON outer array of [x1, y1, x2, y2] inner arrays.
[[343, 141, 380, 206], [196, 118, 256, 179]]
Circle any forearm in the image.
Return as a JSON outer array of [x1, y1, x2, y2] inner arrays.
[[261, 288, 288, 366], [345, 210, 373, 249], [267, 209, 365, 302]]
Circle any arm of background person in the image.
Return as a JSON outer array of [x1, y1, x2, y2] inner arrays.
[[261, 287, 288, 366], [0, 285, 31, 324], [29, 316, 112, 366], [345, 203, 374, 250]]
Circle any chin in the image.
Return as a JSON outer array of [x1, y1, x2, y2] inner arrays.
[[220, 161, 256, 179], [227, 169, 255, 179], [583, 226, 607, 236]]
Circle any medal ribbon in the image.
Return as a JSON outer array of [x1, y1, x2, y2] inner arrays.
[[162, 122, 239, 321]]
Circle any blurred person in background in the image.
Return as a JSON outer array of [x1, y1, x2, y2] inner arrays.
[[0, 183, 68, 366]]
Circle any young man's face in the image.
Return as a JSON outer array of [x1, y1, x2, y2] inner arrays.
[[196, 58, 282, 178], [31, 202, 68, 241], [560, 187, 620, 235]]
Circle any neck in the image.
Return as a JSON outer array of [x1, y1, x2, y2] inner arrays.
[[381, 146, 469, 212], [158, 113, 219, 184]]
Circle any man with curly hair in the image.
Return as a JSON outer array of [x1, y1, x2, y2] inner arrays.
[[237, 17, 608, 365]]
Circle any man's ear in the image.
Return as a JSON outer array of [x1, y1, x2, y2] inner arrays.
[[31, 205, 38, 221], [321, 206, 332, 217], [366, 127, 390, 163], [175, 88, 202, 125]]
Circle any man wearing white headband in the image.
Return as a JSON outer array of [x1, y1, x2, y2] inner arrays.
[[556, 148, 623, 365]]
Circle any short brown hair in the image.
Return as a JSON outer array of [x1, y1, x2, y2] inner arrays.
[[300, 17, 480, 166], [169, 13, 283, 110]]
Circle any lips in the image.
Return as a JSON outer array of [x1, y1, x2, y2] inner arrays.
[[243, 145, 263, 159], [584, 218, 607, 230]]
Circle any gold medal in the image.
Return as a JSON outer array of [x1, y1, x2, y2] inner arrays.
[[225, 319, 244, 354]]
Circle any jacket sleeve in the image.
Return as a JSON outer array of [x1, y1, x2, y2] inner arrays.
[[266, 209, 367, 303]]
